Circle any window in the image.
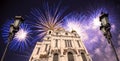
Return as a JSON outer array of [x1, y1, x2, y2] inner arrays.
[[45, 44, 48, 51], [65, 40, 72, 47], [31, 57, 33, 61], [36, 47, 40, 55], [68, 52, 74, 61], [77, 40, 81, 47], [47, 37, 50, 40], [56, 32, 58, 35], [68, 40, 70, 47], [74, 34, 77, 36], [53, 53, 59, 61], [81, 52, 87, 61], [65, 40, 67, 47], [65, 32, 68, 35], [69, 40, 72, 47], [65, 40, 68, 47], [55, 39, 58, 47], [68, 40, 72, 47], [49, 31, 51, 34]]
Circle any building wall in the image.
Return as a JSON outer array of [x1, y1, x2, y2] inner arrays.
[[29, 29, 92, 61]]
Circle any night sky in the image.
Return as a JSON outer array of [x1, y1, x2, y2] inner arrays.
[[0, 0, 120, 61]]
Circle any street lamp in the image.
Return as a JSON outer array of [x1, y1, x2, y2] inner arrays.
[[99, 12, 119, 61], [1, 16, 24, 61], [14, 16, 24, 33], [100, 12, 109, 26], [9, 24, 14, 33]]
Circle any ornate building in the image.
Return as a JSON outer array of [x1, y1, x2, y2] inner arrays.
[[29, 28, 92, 61]]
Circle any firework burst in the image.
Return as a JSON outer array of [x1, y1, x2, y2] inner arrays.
[[1, 19, 32, 52], [63, 13, 89, 41], [26, 1, 70, 38], [63, 7, 119, 61]]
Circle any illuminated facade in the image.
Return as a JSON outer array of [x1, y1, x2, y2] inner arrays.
[[29, 28, 92, 61]]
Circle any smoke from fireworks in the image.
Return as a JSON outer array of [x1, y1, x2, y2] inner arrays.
[[63, 8, 119, 61]]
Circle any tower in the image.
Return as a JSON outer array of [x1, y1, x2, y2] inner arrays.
[[29, 28, 92, 61]]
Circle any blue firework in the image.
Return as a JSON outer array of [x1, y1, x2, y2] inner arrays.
[[1, 19, 32, 52], [63, 7, 119, 61]]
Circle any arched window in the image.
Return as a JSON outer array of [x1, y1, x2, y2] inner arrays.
[[68, 52, 74, 61], [81, 52, 87, 61], [49, 31, 51, 34], [53, 53, 59, 61]]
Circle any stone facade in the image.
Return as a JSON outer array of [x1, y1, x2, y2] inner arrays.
[[29, 28, 92, 61]]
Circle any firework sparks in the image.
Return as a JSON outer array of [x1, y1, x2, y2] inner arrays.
[[15, 29, 28, 41], [63, 14, 89, 41], [26, 1, 70, 38], [1, 19, 32, 52], [63, 8, 119, 61]]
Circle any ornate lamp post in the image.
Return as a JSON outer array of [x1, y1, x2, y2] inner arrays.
[[1, 16, 24, 61], [99, 12, 119, 61]]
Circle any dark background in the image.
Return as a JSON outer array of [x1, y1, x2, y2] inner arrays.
[[0, 0, 120, 61]]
